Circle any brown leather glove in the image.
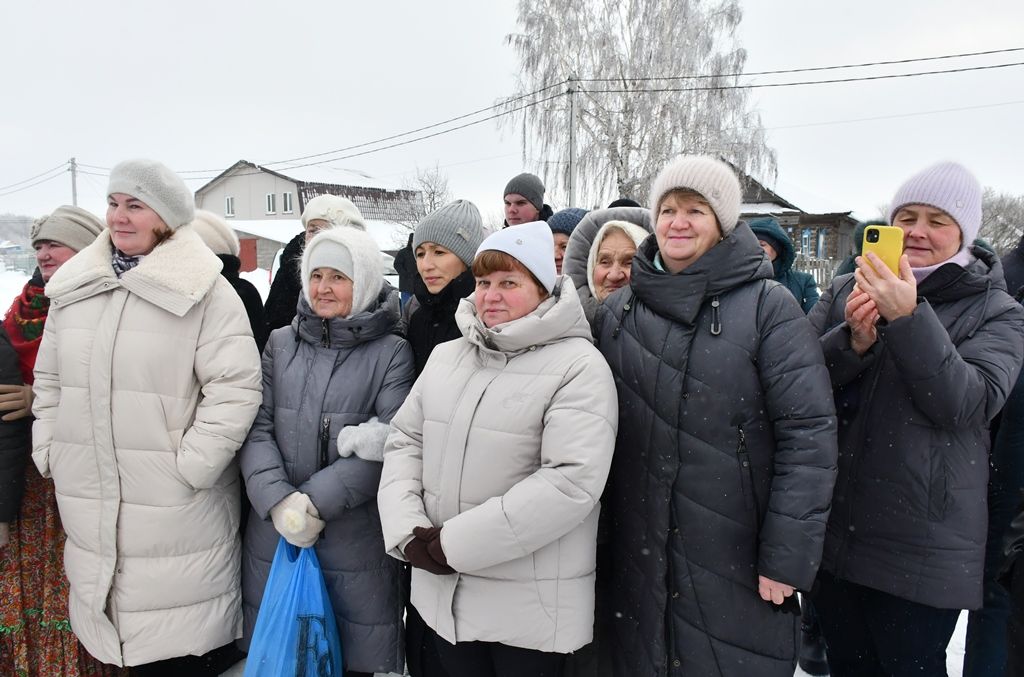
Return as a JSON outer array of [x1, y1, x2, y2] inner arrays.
[[405, 533, 455, 575], [414, 526, 451, 570]]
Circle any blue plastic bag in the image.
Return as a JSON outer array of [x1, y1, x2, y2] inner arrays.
[[244, 538, 343, 677]]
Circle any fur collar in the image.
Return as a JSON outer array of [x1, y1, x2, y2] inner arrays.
[[45, 226, 223, 316]]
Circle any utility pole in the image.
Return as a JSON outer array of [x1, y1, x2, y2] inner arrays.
[[567, 76, 577, 206], [69, 157, 78, 206]]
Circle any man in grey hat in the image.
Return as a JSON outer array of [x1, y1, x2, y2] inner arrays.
[[503, 172, 554, 227]]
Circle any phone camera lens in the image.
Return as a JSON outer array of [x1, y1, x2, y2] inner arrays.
[[866, 229, 880, 243]]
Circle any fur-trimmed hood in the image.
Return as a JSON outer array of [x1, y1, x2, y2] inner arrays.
[[44, 226, 223, 317]]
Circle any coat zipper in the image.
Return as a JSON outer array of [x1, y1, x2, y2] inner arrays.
[[319, 415, 330, 471], [320, 318, 329, 347]]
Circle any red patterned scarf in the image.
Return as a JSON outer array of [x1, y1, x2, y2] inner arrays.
[[2, 272, 49, 384]]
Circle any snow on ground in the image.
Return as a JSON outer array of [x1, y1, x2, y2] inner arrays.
[[240, 268, 271, 303], [0, 270, 29, 304]]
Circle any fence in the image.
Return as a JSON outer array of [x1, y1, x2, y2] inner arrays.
[[0, 252, 37, 276], [793, 255, 841, 290]]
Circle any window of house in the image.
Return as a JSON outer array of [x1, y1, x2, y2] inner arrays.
[[225, 196, 235, 217], [282, 192, 294, 214], [801, 228, 812, 255], [266, 193, 276, 215]]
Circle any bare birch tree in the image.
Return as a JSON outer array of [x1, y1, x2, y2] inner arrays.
[[979, 187, 1024, 255], [500, 0, 776, 206]]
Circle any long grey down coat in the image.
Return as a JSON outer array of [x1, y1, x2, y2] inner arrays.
[[240, 290, 414, 674], [595, 224, 838, 677], [808, 246, 1024, 610]]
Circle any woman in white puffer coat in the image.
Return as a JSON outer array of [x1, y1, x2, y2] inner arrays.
[[379, 221, 618, 677], [31, 159, 262, 674]]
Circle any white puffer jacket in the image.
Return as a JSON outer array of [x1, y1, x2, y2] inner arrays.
[[379, 279, 617, 653], [31, 227, 262, 666]]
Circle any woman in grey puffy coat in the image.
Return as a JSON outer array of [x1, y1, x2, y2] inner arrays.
[[240, 226, 414, 677]]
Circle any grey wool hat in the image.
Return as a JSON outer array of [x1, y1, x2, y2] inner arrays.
[[648, 156, 742, 235], [503, 173, 546, 211], [107, 158, 195, 229], [30, 205, 104, 252], [413, 199, 486, 268]]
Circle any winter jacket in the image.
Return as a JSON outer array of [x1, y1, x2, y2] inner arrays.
[[1004, 232, 1024, 299], [0, 326, 31, 522], [31, 227, 262, 666], [808, 245, 1024, 610], [240, 290, 414, 674], [595, 223, 838, 677], [217, 253, 267, 352], [562, 206, 652, 324], [406, 268, 476, 375], [394, 234, 417, 294], [263, 231, 304, 334], [379, 280, 618, 653], [749, 217, 819, 313]]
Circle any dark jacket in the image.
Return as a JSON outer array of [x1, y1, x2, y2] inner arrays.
[[809, 246, 1024, 610], [1004, 232, 1024, 299], [749, 217, 819, 313], [240, 289, 414, 673], [217, 253, 268, 353], [406, 268, 475, 376], [394, 234, 417, 294], [263, 232, 305, 334], [0, 326, 31, 522], [595, 223, 838, 677]]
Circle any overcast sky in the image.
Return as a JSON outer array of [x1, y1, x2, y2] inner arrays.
[[2, 0, 1022, 227]]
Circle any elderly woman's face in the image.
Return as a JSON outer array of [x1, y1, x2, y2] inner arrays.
[[593, 229, 637, 301], [305, 218, 330, 244], [309, 267, 354, 319], [35, 241, 76, 282], [474, 265, 544, 328], [655, 193, 721, 273], [106, 193, 168, 256], [893, 204, 962, 267]]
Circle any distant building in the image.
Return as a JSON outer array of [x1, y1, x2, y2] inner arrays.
[[194, 160, 422, 271]]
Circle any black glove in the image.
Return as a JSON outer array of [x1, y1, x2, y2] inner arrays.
[[405, 529, 455, 575], [414, 526, 451, 570]]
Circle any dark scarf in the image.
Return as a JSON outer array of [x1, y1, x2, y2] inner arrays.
[[2, 269, 49, 383], [111, 248, 142, 278], [407, 269, 476, 375]]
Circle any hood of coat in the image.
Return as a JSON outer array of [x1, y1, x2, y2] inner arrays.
[[44, 226, 223, 316], [455, 276, 593, 354], [918, 244, 1008, 302], [629, 222, 773, 326], [562, 206, 653, 305], [293, 283, 400, 348], [748, 217, 796, 276]]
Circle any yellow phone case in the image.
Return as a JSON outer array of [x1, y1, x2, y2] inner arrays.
[[861, 225, 903, 275]]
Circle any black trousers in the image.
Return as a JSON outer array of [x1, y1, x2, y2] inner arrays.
[[812, 571, 960, 677], [433, 637, 565, 677], [131, 642, 245, 677]]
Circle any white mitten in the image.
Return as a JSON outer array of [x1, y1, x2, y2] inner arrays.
[[335, 417, 392, 463], [269, 492, 325, 548]]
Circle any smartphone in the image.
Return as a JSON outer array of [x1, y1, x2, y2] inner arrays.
[[861, 225, 903, 275]]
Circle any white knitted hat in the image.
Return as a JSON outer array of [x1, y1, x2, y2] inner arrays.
[[301, 194, 365, 230], [648, 156, 742, 235], [475, 220, 556, 293], [190, 209, 240, 257], [107, 158, 195, 229], [301, 226, 384, 316]]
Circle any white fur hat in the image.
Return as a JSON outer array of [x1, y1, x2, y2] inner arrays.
[[301, 194, 366, 230], [475, 220, 556, 293], [301, 226, 383, 317], [190, 209, 240, 257], [587, 220, 649, 298]]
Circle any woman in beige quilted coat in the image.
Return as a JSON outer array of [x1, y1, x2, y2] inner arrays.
[[30, 159, 262, 675]]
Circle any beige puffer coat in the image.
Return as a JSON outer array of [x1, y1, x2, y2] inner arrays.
[[379, 279, 617, 653], [31, 227, 262, 666]]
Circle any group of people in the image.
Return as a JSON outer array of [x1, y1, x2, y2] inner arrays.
[[0, 153, 1020, 677]]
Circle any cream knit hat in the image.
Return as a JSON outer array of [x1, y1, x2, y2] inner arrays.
[[648, 156, 742, 235]]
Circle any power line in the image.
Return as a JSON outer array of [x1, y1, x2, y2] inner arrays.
[[764, 99, 1024, 131], [579, 61, 1024, 94], [0, 170, 68, 198], [575, 46, 1024, 83], [0, 161, 68, 192]]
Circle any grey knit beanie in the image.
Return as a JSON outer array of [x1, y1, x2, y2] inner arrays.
[[648, 156, 742, 235], [107, 159, 194, 229], [413, 199, 486, 268], [889, 162, 982, 247], [190, 209, 240, 257], [30, 205, 104, 252], [503, 173, 546, 211]]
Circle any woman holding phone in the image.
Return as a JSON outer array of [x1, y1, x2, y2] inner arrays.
[[808, 162, 1024, 676]]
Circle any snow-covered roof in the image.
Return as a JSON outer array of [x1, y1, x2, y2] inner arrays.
[[741, 203, 802, 215], [267, 164, 402, 191], [228, 218, 413, 252]]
